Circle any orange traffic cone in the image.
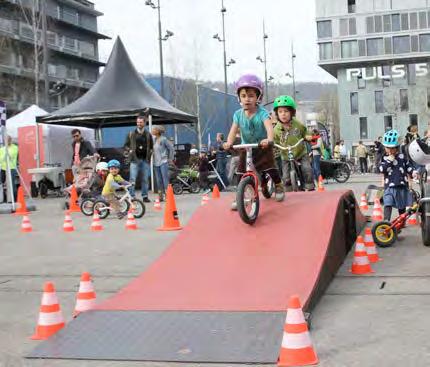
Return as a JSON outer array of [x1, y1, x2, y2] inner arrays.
[[278, 295, 318, 366], [350, 235, 373, 274], [364, 227, 381, 263], [359, 193, 368, 211], [201, 194, 210, 206], [371, 198, 383, 221], [125, 210, 138, 230], [158, 184, 182, 231], [90, 211, 103, 231], [317, 175, 325, 192], [153, 198, 162, 211], [21, 215, 33, 233], [212, 184, 220, 199], [63, 210, 75, 232], [31, 282, 65, 340], [14, 186, 29, 216], [69, 185, 81, 213], [73, 272, 96, 317], [407, 209, 418, 226]]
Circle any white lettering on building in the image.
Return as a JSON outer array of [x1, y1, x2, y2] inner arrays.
[[346, 63, 427, 81]]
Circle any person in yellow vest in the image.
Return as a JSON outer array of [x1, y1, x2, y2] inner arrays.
[[0, 135, 19, 201]]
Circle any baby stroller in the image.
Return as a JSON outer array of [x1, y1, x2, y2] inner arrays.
[[63, 155, 99, 212], [169, 164, 200, 195]]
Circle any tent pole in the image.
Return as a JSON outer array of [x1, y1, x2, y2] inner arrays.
[[148, 114, 154, 193], [2, 134, 16, 210], [196, 82, 202, 149], [35, 122, 40, 168]]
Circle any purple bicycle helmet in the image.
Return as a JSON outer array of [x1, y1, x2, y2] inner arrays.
[[235, 74, 264, 103]]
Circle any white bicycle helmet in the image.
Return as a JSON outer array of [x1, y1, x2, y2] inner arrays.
[[408, 139, 430, 165], [96, 161, 109, 171], [190, 148, 198, 155]]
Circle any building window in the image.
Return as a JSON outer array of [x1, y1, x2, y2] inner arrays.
[[357, 76, 366, 89], [419, 34, 430, 52], [341, 40, 358, 58], [375, 91, 384, 113], [383, 15, 392, 32], [340, 19, 348, 36], [350, 92, 359, 114], [393, 36, 410, 53], [419, 11, 427, 29], [317, 21, 332, 39], [411, 35, 418, 52], [409, 114, 418, 126], [384, 37, 392, 54], [319, 43, 333, 60], [392, 14, 400, 32], [359, 117, 368, 139], [367, 38, 384, 56], [375, 16, 383, 33], [401, 13, 409, 30], [384, 116, 393, 131], [348, 0, 356, 14], [400, 89, 409, 111], [358, 40, 366, 56], [349, 18, 357, 35], [366, 16, 374, 33], [410, 13, 418, 30]]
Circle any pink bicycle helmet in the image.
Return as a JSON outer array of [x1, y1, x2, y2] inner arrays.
[[235, 74, 264, 103]]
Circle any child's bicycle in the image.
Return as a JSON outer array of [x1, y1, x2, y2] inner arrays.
[[232, 142, 280, 225], [277, 138, 305, 191], [92, 184, 146, 219]]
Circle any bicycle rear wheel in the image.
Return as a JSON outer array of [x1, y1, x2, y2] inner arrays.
[[237, 176, 260, 225]]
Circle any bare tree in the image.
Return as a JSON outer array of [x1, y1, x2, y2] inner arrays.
[[316, 90, 340, 146]]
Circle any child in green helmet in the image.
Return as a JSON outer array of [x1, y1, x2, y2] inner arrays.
[[273, 95, 315, 191]]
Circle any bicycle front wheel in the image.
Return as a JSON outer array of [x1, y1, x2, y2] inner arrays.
[[237, 176, 260, 225]]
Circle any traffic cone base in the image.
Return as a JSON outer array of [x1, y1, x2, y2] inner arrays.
[[69, 185, 81, 213], [73, 272, 96, 317], [31, 282, 65, 340], [90, 211, 103, 231], [125, 211, 138, 230], [407, 211, 418, 226], [21, 215, 33, 233], [317, 175, 325, 192], [212, 184, 220, 199], [364, 228, 381, 263], [158, 184, 182, 231], [359, 193, 369, 211], [14, 186, 29, 215], [350, 236, 374, 274]]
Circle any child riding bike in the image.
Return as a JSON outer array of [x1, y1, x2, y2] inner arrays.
[[102, 159, 131, 219], [273, 95, 315, 191], [223, 73, 284, 210], [378, 129, 414, 221]]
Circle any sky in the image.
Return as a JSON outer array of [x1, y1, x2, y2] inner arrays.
[[92, 0, 337, 84]]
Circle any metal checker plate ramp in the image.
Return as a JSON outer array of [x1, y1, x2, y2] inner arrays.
[[27, 310, 285, 363]]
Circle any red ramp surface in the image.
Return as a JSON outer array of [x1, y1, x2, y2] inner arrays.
[[99, 190, 361, 312]]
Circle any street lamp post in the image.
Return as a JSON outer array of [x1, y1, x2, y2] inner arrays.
[[145, 0, 174, 98], [291, 43, 297, 101], [256, 21, 269, 103]]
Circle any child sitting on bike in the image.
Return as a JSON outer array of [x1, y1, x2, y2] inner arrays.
[[379, 129, 414, 221], [90, 161, 108, 196], [273, 95, 315, 191], [102, 159, 130, 219], [223, 73, 284, 210]]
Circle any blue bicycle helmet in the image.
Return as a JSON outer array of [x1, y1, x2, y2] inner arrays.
[[107, 159, 121, 168], [382, 129, 399, 147]]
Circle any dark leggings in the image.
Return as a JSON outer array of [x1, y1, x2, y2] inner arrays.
[[384, 206, 406, 221]]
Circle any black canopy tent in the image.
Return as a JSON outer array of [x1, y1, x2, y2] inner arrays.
[[37, 37, 197, 128]]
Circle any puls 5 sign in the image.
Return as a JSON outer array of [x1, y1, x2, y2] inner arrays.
[[346, 63, 428, 81]]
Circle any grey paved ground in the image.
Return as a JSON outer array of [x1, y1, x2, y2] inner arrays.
[[1, 175, 429, 367]]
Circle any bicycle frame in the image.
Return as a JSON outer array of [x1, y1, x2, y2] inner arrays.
[[232, 144, 260, 199]]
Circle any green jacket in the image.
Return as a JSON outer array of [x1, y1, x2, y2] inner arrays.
[[273, 118, 308, 160], [0, 143, 18, 170]]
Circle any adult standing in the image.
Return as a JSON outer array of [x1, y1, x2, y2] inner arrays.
[[0, 135, 19, 201], [374, 136, 384, 171], [71, 129, 96, 177], [151, 125, 174, 202], [405, 125, 420, 145], [333, 141, 341, 160], [339, 140, 347, 161], [215, 133, 229, 188], [310, 129, 323, 181], [356, 140, 368, 174], [124, 113, 153, 202]]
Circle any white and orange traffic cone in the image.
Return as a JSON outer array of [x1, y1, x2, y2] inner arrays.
[[317, 175, 325, 192], [407, 208, 418, 226], [31, 282, 65, 340], [90, 211, 103, 231], [21, 215, 33, 233], [63, 210, 75, 232], [364, 227, 381, 263], [125, 210, 137, 230], [359, 193, 368, 211], [201, 194, 209, 206], [73, 272, 96, 317], [278, 295, 318, 366], [350, 235, 373, 275], [153, 198, 162, 211], [371, 198, 383, 221]]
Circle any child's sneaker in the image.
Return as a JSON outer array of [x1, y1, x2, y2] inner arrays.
[[231, 200, 238, 211], [274, 183, 285, 202]]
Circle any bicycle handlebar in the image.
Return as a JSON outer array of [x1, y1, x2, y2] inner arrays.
[[232, 143, 260, 149], [274, 138, 304, 151]]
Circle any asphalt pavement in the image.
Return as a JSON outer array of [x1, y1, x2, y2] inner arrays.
[[0, 174, 428, 367]]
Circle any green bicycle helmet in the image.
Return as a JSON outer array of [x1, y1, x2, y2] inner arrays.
[[383, 129, 399, 148], [273, 95, 297, 110]]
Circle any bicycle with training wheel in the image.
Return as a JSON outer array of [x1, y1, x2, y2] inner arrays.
[[92, 184, 146, 219]]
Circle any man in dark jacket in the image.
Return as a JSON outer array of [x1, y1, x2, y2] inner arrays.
[[124, 113, 153, 202], [71, 129, 96, 176], [215, 133, 229, 188]]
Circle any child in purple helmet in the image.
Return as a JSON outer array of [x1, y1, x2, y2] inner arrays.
[[223, 74, 284, 210]]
